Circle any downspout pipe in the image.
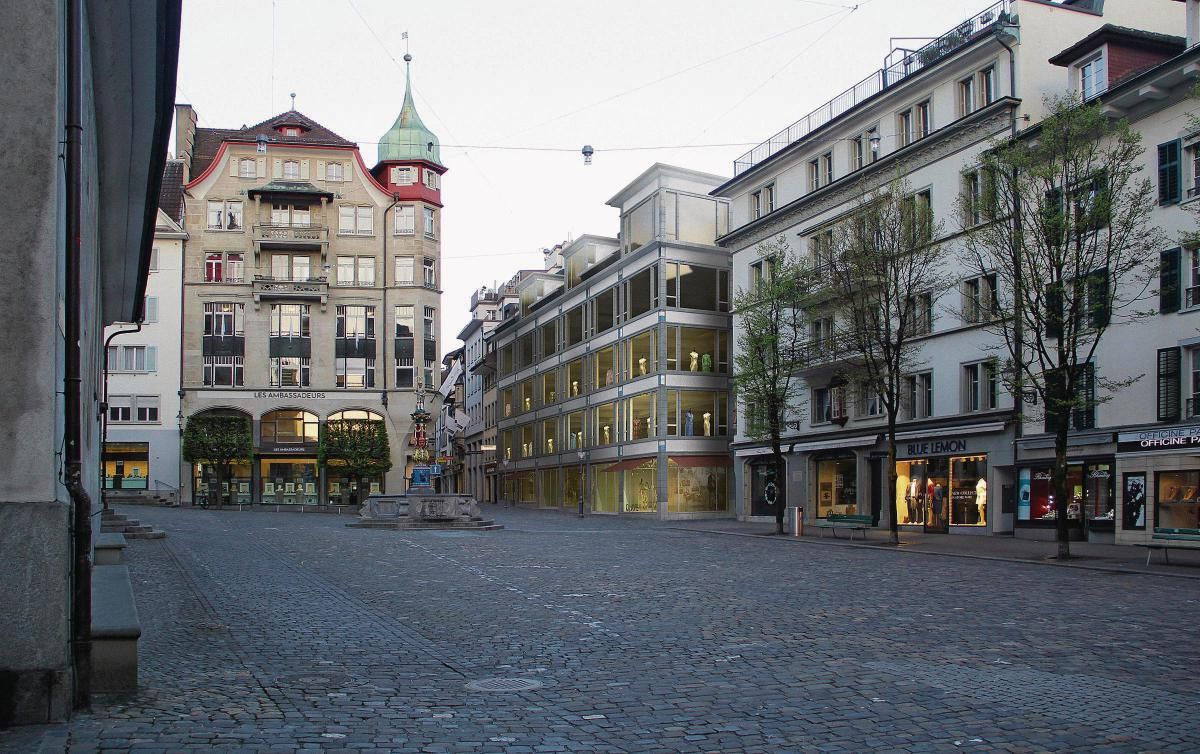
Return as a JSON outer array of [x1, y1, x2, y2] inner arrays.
[[996, 25, 1024, 532], [381, 193, 400, 397], [100, 323, 144, 509], [65, 0, 91, 710]]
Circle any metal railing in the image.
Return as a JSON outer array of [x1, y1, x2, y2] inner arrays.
[[733, 0, 1011, 176], [254, 224, 328, 243]]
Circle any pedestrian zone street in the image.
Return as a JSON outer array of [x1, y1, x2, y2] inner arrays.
[[6, 505, 1200, 754]]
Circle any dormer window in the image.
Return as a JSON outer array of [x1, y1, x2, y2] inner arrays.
[[283, 127, 300, 137], [1079, 52, 1107, 100]]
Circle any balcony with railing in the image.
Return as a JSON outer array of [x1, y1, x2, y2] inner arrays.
[[253, 223, 329, 250], [733, 0, 1012, 176], [252, 275, 329, 307]]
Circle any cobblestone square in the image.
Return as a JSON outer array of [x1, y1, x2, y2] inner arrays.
[[7, 505, 1200, 753]]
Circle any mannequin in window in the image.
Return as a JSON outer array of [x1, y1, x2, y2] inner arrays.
[[571, 380, 579, 397], [638, 357, 647, 376], [606, 367, 614, 386], [646, 416, 652, 437], [975, 478, 987, 524], [638, 477, 651, 508], [703, 411, 712, 436], [689, 351, 699, 371], [546, 438, 554, 454], [567, 432, 576, 450], [602, 425, 611, 444], [701, 352, 713, 372], [576, 431, 583, 448], [684, 410, 694, 436], [524, 397, 531, 411]]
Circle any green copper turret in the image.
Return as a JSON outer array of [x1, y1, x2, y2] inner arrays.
[[378, 54, 442, 166]]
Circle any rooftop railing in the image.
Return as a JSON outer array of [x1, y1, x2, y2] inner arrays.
[[733, 0, 1011, 176]]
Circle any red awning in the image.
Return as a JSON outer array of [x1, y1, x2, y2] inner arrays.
[[604, 457, 657, 473], [668, 455, 731, 468]]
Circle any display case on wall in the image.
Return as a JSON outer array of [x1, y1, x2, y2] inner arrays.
[[1156, 470, 1200, 529]]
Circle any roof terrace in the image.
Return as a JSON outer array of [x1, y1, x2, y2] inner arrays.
[[733, 0, 1013, 176]]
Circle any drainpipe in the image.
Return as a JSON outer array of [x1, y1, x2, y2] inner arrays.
[[996, 22, 1023, 533], [65, 0, 91, 710], [381, 192, 400, 396], [100, 323, 144, 510]]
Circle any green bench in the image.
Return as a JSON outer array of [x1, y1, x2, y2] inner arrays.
[[1141, 527, 1200, 565], [813, 514, 873, 540]]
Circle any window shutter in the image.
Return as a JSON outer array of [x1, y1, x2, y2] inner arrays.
[[145, 297, 159, 323], [1161, 247, 1181, 314], [300, 160, 310, 180], [256, 157, 266, 178], [1044, 367, 1064, 433], [344, 160, 353, 183], [273, 159, 282, 178], [1159, 140, 1182, 205], [1045, 283, 1063, 339], [1073, 363, 1095, 430], [149, 248, 159, 271], [1088, 268, 1109, 328], [145, 346, 158, 373], [317, 160, 326, 181], [229, 157, 238, 177], [1158, 347, 1181, 423]]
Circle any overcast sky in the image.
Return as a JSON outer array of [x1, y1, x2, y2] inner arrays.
[[175, 0, 997, 345]]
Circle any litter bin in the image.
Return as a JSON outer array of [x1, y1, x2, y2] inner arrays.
[[788, 506, 803, 537]]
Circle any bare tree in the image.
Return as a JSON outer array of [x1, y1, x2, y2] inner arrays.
[[827, 176, 954, 545], [960, 95, 1163, 559], [734, 236, 817, 534]]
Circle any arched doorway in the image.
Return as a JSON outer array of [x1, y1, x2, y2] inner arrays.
[[187, 408, 254, 506], [259, 409, 320, 505], [325, 410, 387, 506]]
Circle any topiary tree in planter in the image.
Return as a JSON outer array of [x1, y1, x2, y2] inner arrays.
[[181, 415, 253, 508], [319, 419, 392, 508]]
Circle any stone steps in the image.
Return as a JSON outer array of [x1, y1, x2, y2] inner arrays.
[[100, 510, 166, 539], [346, 519, 503, 531]]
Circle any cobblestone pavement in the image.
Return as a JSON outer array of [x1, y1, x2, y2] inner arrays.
[[7, 505, 1200, 753]]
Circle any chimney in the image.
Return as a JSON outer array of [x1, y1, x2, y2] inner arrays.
[[174, 104, 198, 182]]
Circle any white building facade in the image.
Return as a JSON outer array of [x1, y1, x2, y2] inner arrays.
[[717, 0, 1185, 538], [103, 167, 188, 498]]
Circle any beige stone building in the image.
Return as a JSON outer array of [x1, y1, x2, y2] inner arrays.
[[176, 63, 445, 506]]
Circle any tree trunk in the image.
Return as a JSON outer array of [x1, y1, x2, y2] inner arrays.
[[886, 414, 900, 546], [773, 445, 786, 535], [1053, 421, 1072, 560]]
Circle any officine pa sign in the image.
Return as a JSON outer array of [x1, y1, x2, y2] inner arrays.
[[1117, 427, 1200, 453]]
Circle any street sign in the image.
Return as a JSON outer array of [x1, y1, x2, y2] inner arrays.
[[431, 464, 443, 476]]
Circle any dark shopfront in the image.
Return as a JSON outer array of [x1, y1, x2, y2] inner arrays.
[[1015, 458, 1115, 539], [1114, 427, 1200, 545]]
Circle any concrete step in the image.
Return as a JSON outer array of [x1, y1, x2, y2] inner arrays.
[[122, 531, 166, 540]]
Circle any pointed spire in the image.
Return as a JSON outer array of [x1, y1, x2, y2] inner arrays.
[[378, 53, 441, 165]]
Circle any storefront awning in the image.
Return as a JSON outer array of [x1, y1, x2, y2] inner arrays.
[[788, 434, 879, 454], [668, 455, 730, 468], [605, 457, 656, 473]]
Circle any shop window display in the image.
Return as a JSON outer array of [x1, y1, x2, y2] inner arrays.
[[592, 465, 620, 513], [625, 329, 657, 380], [260, 459, 318, 505], [623, 459, 658, 512], [625, 392, 656, 440], [517, 472, 536, 504], [668, 461, 727, 513], [1156, 471, 1200, 529], [538, 468, 561, 508], [1016, 462, 1110, 524], [194, 461, 252, 506], [816, 456, 857, 519], [592, 346, 617, 388], [896, 456, 987, 528], [565, 412, 585, 450]]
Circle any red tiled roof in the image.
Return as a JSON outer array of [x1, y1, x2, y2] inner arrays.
[[190, 110, 356, 180]]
